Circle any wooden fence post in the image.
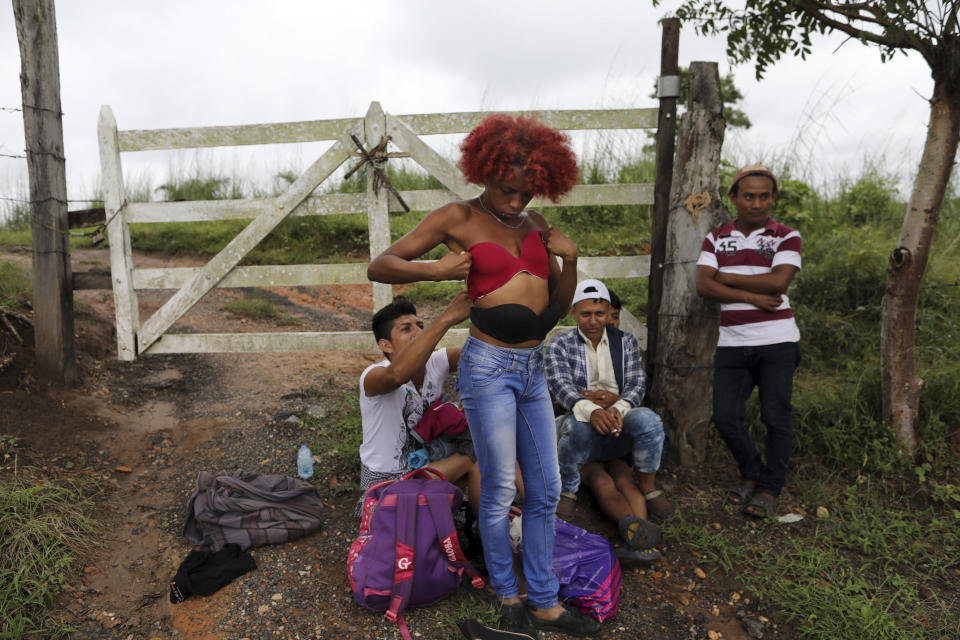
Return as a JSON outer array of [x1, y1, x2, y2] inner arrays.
[[365, 102, 393, 312], [13, 0, 77, 385], [646, 17, 680, 379], [647, 61, 726, 465]]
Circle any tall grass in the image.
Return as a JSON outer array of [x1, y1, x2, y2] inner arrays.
[[0, 472, 100, 638], [0, 260, 31, 309]]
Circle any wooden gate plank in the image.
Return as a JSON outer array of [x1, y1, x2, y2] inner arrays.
[[385, 112, 478, 200], [136, 133, 357, 352], [98, 106, 140, 360], [400, 108, 658, 135], [126, 193, 368, 223], [142, 325, 583, 355], [132, 263, 372, 289], [119, 117, 362, 151], [123, 183, 652, 224]]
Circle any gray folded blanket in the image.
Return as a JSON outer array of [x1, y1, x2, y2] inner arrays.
[[183, 469, 324, 551]]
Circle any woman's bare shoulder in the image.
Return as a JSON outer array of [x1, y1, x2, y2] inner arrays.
[[526, 209, 550, 230], [426, 200, 472, 225]]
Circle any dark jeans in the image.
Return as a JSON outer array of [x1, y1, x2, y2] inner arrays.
[[713, 342, 801, 497]]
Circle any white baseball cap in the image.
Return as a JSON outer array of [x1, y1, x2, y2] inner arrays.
[[571, 279, 610, 306]]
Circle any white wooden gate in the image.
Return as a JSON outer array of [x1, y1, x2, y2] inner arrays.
[[98, 102, 656, 360]]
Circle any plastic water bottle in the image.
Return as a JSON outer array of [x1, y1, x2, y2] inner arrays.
[[297, 444, 313, 479]]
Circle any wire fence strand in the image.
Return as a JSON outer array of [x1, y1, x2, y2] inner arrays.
[[1, 104, 63, 115]]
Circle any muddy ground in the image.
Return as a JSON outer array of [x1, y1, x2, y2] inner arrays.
[[0, 246, 805, 640]]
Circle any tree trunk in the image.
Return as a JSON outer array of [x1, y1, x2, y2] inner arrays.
[[647, 62, 726, 465], [880, 78, 960, 457]]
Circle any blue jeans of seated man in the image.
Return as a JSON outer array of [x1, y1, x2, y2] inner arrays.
[[713, 342, 801, 497], [457, 336, 560, 610], [556, 407, 665, 495]]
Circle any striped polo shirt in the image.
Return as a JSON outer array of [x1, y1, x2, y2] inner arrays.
[[697, 218, 802, 347]]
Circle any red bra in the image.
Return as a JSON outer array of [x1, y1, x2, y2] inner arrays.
[[466, 230, 550, 301]]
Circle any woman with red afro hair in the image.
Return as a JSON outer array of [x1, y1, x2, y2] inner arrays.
[[460, 114, 580, 202], [368, 115, 601, 637]]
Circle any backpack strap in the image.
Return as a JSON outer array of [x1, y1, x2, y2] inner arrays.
[[401, 467, 447, 482], [385, 492, 417, 638], [425, 492, 485, 589]]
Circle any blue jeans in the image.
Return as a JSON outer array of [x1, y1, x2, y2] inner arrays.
[[556, 407, 665, 494], [713, 342, 801, 497], [457, 336, 560, 609]]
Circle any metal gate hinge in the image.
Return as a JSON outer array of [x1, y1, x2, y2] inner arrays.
[[657, 75, 681, 99]]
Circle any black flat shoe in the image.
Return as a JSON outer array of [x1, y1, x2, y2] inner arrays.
[[499, 602, 538, 639], [459, 618, 537, 640], [531, 606, 601, 637]]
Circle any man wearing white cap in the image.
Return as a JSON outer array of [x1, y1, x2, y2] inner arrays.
[[544, 279, 672, 565]]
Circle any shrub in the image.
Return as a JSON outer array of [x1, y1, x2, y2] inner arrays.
[[835, 168, 903, 226], [0, 260, 31, 310]]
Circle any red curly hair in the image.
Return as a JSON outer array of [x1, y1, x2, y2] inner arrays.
[[459, 114, 579, 202]]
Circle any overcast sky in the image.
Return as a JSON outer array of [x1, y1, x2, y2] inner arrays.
[[0, 0, 938, 209]]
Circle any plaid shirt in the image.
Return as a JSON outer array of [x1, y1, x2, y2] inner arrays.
[[544, 325, 647, 412]]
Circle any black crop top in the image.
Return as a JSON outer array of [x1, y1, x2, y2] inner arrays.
[[470, 302, 566, 344]]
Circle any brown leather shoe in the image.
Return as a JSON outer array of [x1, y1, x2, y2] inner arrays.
[[556, 491, 578, 520], [644, 489, 675, 522]]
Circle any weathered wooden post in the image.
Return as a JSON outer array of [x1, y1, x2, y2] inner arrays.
[[14, 0, 78, 385], [645, 17, 680, 379], [98, 106, 139, 360], [647, 61, 726, 465], [364, 101, 393, 312]]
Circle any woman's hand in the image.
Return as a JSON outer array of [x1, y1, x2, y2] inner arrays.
[[432, 251, 473, 281], [542, 227, 578, 262]]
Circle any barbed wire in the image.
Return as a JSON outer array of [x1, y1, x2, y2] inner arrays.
[[1, 195, 102, 204], [1, 104, 63, 115], [1, 148, 67, 162], [0, 199, 124, 240]]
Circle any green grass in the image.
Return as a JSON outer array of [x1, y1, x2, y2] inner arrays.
[[220, 299, 299, 325], [410, 590, 498, 639], [300, 381, 365, 496], [0, 260, 31, 310], [664, 469, 960, 640], [0, 228, 33, 247], [0, 471, 101, 639]]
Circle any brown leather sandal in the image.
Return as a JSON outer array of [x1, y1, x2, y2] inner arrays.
[[726, 480, 756, 506], [743, 492, 777, 518]]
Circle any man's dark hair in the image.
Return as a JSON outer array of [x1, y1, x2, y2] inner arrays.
[[609, 290, 622, 310], [372, 298, 417, 343]]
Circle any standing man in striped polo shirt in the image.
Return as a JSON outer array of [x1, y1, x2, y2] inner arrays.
[[696, 164, 802, 518]]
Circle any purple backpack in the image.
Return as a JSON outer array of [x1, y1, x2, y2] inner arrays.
[[553, 518, 621, 622], [348, 468, 484, 640]]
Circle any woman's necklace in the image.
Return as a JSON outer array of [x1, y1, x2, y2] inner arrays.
[[478, 193, 525, 229]]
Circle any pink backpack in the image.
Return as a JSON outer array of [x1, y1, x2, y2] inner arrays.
[[347, 468, 483, 640]]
